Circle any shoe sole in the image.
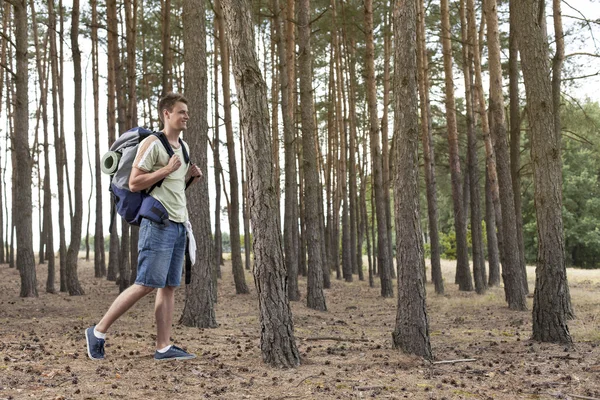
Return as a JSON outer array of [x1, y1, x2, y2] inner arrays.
[[154, 356, 196, 361], [85, 328, 104, 360]]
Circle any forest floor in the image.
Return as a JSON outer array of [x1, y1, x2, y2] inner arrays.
[[1, 256, 599, 400]]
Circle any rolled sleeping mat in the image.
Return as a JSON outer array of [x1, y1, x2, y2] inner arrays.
[[101, 151, 121, 175]]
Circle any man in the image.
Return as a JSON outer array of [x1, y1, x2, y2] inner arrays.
[[85, 93, 202, 361]]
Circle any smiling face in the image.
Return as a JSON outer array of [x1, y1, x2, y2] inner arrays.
[[163, 101, 189, 132]]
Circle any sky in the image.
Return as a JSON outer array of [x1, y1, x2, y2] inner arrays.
[[1, 0, 600, 252]]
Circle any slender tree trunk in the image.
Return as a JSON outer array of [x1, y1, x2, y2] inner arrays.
[[161, 0, 172, 95], [274, 0, 300, 301], [0, 5, 6, 266], [12, 0, 37, 297], [485, 0, 527, 309], [513, 0, 571, 343], [241, 135, 252, 272], [298, 0, 327, 311], [215, 0, 249, 295], [365, 0, 393, 297], [213, 18, 223, 288], [92, 0, 106, 278], [391, 0, 432, 359], [485, 165, 501, 286], [180, 0, 217, 328], [508, 0, 525, 289], [441, 0, 472, 291], [417, 0, 443, 294], [220, 0, 301, 367], [106, 0, 120, 282], [461, 0, 486, 294], [346, 39, 359, 282]]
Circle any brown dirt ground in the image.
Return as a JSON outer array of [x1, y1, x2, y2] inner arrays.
[[1, 256, 599, 400]]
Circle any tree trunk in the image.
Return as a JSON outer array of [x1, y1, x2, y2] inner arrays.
[[180, 0, 218, 328], [513, 0, 571, 343], [440, 0, 472, 291], [461, 0, 486, 294], [346, 39, 359, 282], [391, 0, 432, 360], [485, 165, 501, 286], [65, 0, 84, 296], [161, 0, 172, 95], [417, 0, 443, 295], [91, 0, 106, 278], [365, 0, 393, 298], [12, 0, 37, 297], [220, 0, 301, 367], [508, 0, 525, 291], [106, 0, 120, 282], [215, 0, 249, 295], [298, 0, 327, 311], [213, 17, 223, 289], [485, 0, 527, 309], [0, 5, 6, 265], [274, 0, 300, 301]]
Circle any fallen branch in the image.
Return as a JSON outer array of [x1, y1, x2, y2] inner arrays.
[[299, 336, 370, 343], [432, 358, 477, 365], [296, 375, 321, 387]]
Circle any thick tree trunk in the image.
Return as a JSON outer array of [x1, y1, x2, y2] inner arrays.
[[365, 0, 393, 298], [65, 0, 84, 296], [13, 0, 37, 297], [440, 0, 472, 292], [298, 0, 327, 311], [485, 0, 527, 309], [180, 0, 217, 328], [391, 0, 432, 360], [513, 0, 571, 344], [220, 0, 300, 367], [416, 0, 443, 295]]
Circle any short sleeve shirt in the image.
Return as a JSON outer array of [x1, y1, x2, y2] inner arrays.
[[133, 135, 189, 223]]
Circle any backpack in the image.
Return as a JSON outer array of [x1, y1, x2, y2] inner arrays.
[[101, 127, 190, 227]]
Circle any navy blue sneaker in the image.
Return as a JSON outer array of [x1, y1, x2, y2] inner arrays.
[[85, 326, 105, 360], [154, 345, 196, 361]]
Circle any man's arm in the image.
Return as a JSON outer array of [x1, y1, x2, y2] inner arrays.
[[129, 155, 181, 192], [185, 164, 203, 187]]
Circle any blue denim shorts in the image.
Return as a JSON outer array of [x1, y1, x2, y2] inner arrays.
[[135, 219, 186, 288]]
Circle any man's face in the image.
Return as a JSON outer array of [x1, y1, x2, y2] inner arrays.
[[164, 101, 189, 131]]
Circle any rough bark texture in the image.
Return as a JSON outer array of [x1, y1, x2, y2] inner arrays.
[[485, 0, 527, 309], [391, 0, 432, 360], [416, 0, 443, 295], [346, 40, 359, 282], [485, 166, 501, 286], [274, 0, 300, 301], [513, 0, 572, 344], [220, 0, 301, 367], [213, 12, 223, 288], [461, 0, 486, 294], [440, 0, 472, 292], [298, 0, 327, 311], [180, 0, 217, 328], [215, 0, 250, 295], [13, 0, 38, 297], [65, 0, 84, 296], [365, 0, 393, 298]]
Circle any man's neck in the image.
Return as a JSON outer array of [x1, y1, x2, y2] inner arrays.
[[162, 128, 181, 144]]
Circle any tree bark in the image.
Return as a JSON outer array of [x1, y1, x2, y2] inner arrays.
[[440, 0, 472, 292], [365, 0, 393, 298], [391, 0, 432, 360], [485, 0, 527, 309], [220, 0, 301, 367], [298, 0, 327, 311], [215, 0, 250, 295], [13, 0, 37, 297], [180, 0, 218, 328], [485, 165, 501, 286], [513, 0, 572, 343], [274, 0, 300, 301], [417, 0, 443, 295], [161, 0, 172, 95], [213, 17, 223, 288]]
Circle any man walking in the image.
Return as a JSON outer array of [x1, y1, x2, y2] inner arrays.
[[86, 93, 202, 361]]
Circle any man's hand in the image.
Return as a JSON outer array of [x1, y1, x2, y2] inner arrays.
[[167, 155, 182, 173], [189, 164, 202, 179]]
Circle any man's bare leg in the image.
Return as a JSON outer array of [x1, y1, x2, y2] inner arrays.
[[155, 286, 176, 349]]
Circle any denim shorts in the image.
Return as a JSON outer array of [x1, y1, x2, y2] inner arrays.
[[135, 219, 186, 288]]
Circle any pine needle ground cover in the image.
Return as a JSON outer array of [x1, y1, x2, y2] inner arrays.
[[0, 258, 599, 399]]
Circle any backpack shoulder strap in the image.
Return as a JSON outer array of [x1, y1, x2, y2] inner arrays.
[[179, 138, 190, 164]]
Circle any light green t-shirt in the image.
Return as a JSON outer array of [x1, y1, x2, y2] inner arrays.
[[133, 135, 189, 223]]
